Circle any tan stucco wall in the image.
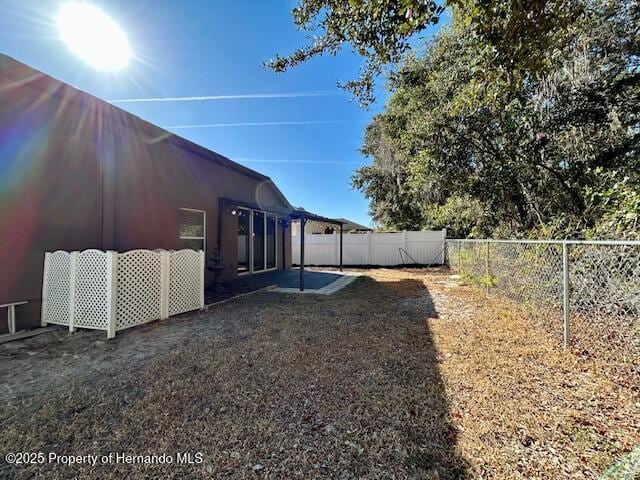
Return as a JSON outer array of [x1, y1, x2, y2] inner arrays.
[[0, 66, 292, 331], [109, 127, 291, 283], [0, 81, 107, 330]]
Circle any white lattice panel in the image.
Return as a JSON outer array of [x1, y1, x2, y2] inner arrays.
[[115, 250, 162, 331], [73, 250, 109, 329], [168, 249, 203, 316], [43, 251, 71, 326], [42, 247, 205, 337]]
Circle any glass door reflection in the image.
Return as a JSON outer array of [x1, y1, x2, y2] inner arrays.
[[253, 211, 265, 271], [237, 209, 250, 273]]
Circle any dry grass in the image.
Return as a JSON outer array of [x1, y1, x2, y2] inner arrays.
[[421, 270, 639, 479], [1, 268, 638, 479]]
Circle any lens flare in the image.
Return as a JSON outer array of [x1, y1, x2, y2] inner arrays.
[[57, 2, 131, 71]]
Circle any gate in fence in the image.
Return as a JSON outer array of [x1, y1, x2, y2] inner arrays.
[[41, 249, 205, 338], [292, 230, 447, 266]]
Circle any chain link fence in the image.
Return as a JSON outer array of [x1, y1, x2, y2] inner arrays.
[[447, 239, 640, 384]]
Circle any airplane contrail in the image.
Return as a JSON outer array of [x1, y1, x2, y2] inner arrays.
[[163, 120, 347, 129], [108, 90, 342, 103], [236, 157, 363, 165]]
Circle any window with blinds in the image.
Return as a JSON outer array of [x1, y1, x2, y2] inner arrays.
[[179, 208, 206, 251]]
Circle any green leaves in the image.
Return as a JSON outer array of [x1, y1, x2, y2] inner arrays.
[[264, 0, 443, 107], [268, 0, 638, 237], [352, 0, 640, 238], [266, 0, 585, 106]]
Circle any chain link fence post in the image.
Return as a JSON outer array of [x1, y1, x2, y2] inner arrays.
[[562, 241, 570, 348], [485, 240, 490, 296]]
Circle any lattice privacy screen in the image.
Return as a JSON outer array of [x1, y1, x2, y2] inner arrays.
[[74, 250, 110, 330], [41, 251, 72, 326], [169, 249, 204, 316], [41, 249, 205, 338], [116, 250, 163, 331]]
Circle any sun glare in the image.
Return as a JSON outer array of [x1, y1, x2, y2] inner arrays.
[[57, 2, 131, 71]]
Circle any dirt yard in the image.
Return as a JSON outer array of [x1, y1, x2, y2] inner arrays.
[[1, 268, 637, 479]]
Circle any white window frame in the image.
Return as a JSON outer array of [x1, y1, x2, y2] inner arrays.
[[236, 207, 278, 275], [179, 208, 206, 252]]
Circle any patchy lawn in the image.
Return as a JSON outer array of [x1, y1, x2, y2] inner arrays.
[[0, 268, 637, 479]]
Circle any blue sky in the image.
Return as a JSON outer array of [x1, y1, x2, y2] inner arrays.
[[0, 1, 443, 227]]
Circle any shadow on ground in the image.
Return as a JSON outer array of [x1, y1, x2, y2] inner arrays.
[[337, 276, 467, 477]]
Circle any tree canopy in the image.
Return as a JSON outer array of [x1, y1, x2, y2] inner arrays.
[[270, 0, 639, 238], [266, 0, 583, 106], [352, 0, 639, 238]]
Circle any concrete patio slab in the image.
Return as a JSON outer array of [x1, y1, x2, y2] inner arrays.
[[218, 268, 362, 295], [271, 270, 361, 294]]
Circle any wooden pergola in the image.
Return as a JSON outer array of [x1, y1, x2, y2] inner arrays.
[[289, 210, 345, 291]]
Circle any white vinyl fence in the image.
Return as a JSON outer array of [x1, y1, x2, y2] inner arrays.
[[41, 249, 205, 338], [293, 230, 446, 266]]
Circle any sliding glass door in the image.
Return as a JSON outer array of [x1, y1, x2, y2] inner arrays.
[[237, 209, 251, 273], [253, 211, 265, 272], [237, 209, 278, 274], [266, 214, 276, 269]]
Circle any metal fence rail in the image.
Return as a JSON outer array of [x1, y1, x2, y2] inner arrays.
[[446, 239, 640, 379]]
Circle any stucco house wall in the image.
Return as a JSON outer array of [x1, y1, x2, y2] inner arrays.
[[0, 54, 292, 332]]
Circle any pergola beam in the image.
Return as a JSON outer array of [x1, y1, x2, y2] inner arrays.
[[289, 209, 344, 226]]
